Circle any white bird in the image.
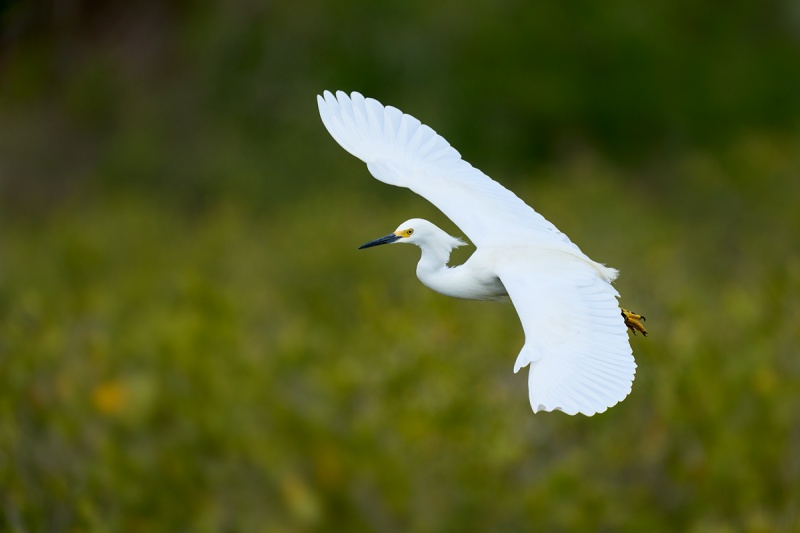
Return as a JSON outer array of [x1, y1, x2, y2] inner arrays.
[[317, 90, 645, 416]]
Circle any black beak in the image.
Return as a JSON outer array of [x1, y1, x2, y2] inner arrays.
[[358, 233, 400, 249]]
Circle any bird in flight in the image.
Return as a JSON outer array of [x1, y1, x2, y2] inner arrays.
[[317, 90, 646, 416]]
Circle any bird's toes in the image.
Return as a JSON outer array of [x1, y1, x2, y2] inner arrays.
[[621, 308, 648, 337]]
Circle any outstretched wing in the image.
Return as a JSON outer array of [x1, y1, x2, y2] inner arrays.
[[317, 90, 579, 252], [496, 254, 635, 416]]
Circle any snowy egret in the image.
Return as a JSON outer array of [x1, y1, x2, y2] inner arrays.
[[318, 90, 646, 416]]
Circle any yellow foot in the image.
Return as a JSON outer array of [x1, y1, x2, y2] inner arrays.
[[622, 308, 648, 336]]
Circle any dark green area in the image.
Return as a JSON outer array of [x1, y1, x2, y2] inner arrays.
[[1, 1, 799, 530]]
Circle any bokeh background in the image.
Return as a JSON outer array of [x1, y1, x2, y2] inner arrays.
[[2, 0, 799, 531]]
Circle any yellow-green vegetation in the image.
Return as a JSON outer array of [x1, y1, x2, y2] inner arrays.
[[2, 137, 799, 530], [2, 0, 800, 530]]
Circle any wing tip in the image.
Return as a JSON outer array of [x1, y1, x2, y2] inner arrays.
[[527, 353, 636, 416], [530, 392, 629, 417], [318, 89, 468, 175]]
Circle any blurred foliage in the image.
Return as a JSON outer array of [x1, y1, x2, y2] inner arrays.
[[2, 0, 800, 210], [1, 0, 800, 531]]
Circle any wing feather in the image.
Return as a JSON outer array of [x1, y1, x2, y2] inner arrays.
[[497, 257, 635, 416], [317, 90, 579, 251]]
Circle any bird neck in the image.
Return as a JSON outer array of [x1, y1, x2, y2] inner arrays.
[[413, 228, 466, 292], [416, 243, 453, 274], [415, 244, 458, 298]]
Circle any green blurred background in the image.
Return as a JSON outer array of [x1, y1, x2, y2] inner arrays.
[[1, 0, 799, 531]]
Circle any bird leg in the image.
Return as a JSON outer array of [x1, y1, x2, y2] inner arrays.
[[621, 308, 647, 336]]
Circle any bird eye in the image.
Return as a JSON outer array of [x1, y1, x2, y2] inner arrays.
[[407, 229, 414, 235]]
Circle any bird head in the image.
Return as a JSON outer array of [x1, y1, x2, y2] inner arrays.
[[358, 219, 465, 250]]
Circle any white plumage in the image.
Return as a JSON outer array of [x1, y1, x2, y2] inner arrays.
[[318, 90, 636, 416]]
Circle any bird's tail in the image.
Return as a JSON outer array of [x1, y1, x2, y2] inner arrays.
[[596, 263, 619, 283]]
